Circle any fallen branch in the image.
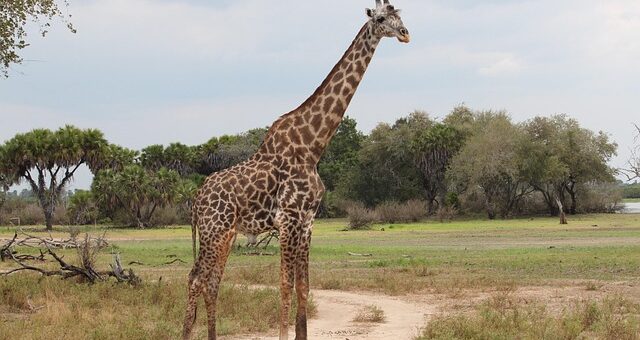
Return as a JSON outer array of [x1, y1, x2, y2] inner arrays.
[[3, 230, 109, 250], [1, 233, 139, 285], [348, 252, 373, 257]]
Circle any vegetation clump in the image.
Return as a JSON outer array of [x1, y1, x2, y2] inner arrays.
[[417, 294, 640, 340]]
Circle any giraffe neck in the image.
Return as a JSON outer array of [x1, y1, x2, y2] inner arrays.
[[258, 22, 381, 165]]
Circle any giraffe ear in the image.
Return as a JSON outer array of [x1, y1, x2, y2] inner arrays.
[[366, 8, 374, 18]]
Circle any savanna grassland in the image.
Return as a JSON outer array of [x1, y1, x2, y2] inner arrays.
[[1, 214, 640, 339]]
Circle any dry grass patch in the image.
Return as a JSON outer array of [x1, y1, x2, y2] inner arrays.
[[416, 293, 640, 340], [0, 275, 316, 339], [353, 305, 386, 323]]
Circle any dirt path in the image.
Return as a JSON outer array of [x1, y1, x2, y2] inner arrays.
[[228, 289, 436, 340], [226, 281, 640, 340]]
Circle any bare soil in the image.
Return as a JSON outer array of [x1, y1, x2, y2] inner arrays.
[[227, 281, 640, 340]]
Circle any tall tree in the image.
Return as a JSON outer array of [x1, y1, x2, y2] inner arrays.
[[624, 124, 640, 180], [92, 165, 180, 228], [411, 121, 464, 214], [194, 128, 267, 175], [522, 115, 617, 214], [340, 118, 423, 206], [318, 116, 364, 192], [141, 143, 196, 176], [0, 126, 108, 229], [1, 0, 75, 77], [449, 113, 533, 219]]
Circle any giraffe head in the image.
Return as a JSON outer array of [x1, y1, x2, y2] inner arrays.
[[366, 0, 410, 43]]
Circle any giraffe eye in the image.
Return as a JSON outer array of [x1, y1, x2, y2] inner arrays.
[[376, 17, 385, 23]]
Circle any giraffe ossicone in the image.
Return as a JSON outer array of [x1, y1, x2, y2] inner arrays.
[[183, 2, 410, 339]]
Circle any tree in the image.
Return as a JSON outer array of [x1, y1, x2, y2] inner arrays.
[[624, 124, 640, 180], [411, 119, 464, 214], [194, 128, 267, 175], [1, 0, 75, 77], [92, 165, 180, 228], [318, 116, 364, 191], [449, 113, 533, 219], [522, 115, 617, 215], [0, 126, 108, 229], [339, 119, 423, 206], [141, 143, 197, 176], [67, 190, 97, 225]]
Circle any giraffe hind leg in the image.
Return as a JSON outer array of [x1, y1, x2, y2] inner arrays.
[[201, 226, 237, 340], [183, 267, 202, 340]]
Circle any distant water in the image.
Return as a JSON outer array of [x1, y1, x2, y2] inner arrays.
[[623, 202, 640, 214]]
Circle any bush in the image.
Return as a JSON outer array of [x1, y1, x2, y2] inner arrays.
[[376, 200, 426, 223], [401, 199, 427, 222], [316, 191, 347, 218], [578, 183, 624, 213], [345, 201, 377, 230], [436, 206, 458, 222], [150, 206, 185, 226], [376, 201, 402, 223], [18, 204, 45, 225], [622, 183, 640, 199]]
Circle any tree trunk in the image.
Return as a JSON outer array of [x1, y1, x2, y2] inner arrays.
[[44, 205, 54, 230], [556, 198, 568, 225], [568, 190, 577, 215]]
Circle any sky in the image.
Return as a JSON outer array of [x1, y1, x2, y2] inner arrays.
[[1, 0, 639, 190]]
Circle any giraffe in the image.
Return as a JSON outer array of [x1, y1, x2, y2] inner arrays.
[[183, 1, 410, 339]]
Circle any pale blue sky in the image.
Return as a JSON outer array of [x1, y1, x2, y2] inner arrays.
[[1, 0, 639, 189]]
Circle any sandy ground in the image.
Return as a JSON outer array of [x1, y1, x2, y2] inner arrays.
[[227, 281, 640, 340], [229, 289, 434, 340]]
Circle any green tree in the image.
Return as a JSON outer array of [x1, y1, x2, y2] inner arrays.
[[318, 116, 364, 191], [449, 113, 533, 219], [339, 119, 423, 206], [92, 165, 180, 228], [522, 115, 617, 214], [0, 126, 108, 229], [411, 120, 464, 214], [141, 143, 196, 176], [195, 128, 267, 175], [67, 190, 97, 225], [1, 0, 75, 77]]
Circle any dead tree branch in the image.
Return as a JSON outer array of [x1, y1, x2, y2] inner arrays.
[[0, 232, 139, 285]]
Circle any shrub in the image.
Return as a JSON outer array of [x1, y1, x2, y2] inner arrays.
[[401, 199, 427, 222], [345, 201, 377, 230], [150, 206, 183, 226], [353, 305, 386, 323], [436, 206, 458, 222], [578, 183, 624, 213], [376, 201, 402, 223], [316, 191, 347, 218], [376, 200, 426, 223], [18, 204, 45, 225]]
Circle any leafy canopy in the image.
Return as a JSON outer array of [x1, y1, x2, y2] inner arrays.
[[0, 0, 76, 77]]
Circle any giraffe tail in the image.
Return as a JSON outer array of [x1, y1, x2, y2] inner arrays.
[[191, 210, 198, 262]]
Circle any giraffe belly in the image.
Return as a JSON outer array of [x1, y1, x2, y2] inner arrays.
[[236, 208, 278, 236]]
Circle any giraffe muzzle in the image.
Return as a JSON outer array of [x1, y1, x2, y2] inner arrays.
[[398, 34, 410, 43], [397, 27, 410, 43]]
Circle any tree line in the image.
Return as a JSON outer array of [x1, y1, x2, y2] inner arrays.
[[0, 106, 629, 229]]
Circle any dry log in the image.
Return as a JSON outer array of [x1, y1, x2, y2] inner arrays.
[[348, 252, 373, 257]]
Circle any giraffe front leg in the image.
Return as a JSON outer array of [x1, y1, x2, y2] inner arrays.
[[279, 228, 297, 340], [294, 227, 312, 340]]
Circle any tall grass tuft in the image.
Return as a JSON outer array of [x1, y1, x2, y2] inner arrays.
[[0, 275, 316, 339], [416, 294, 640, 340]]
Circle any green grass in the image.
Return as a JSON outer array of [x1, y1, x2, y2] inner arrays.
[[416, 293, 640, 340], [624, 198, 640, 203], [0, 274, 316, 340], [1, 213, 640, 336]]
